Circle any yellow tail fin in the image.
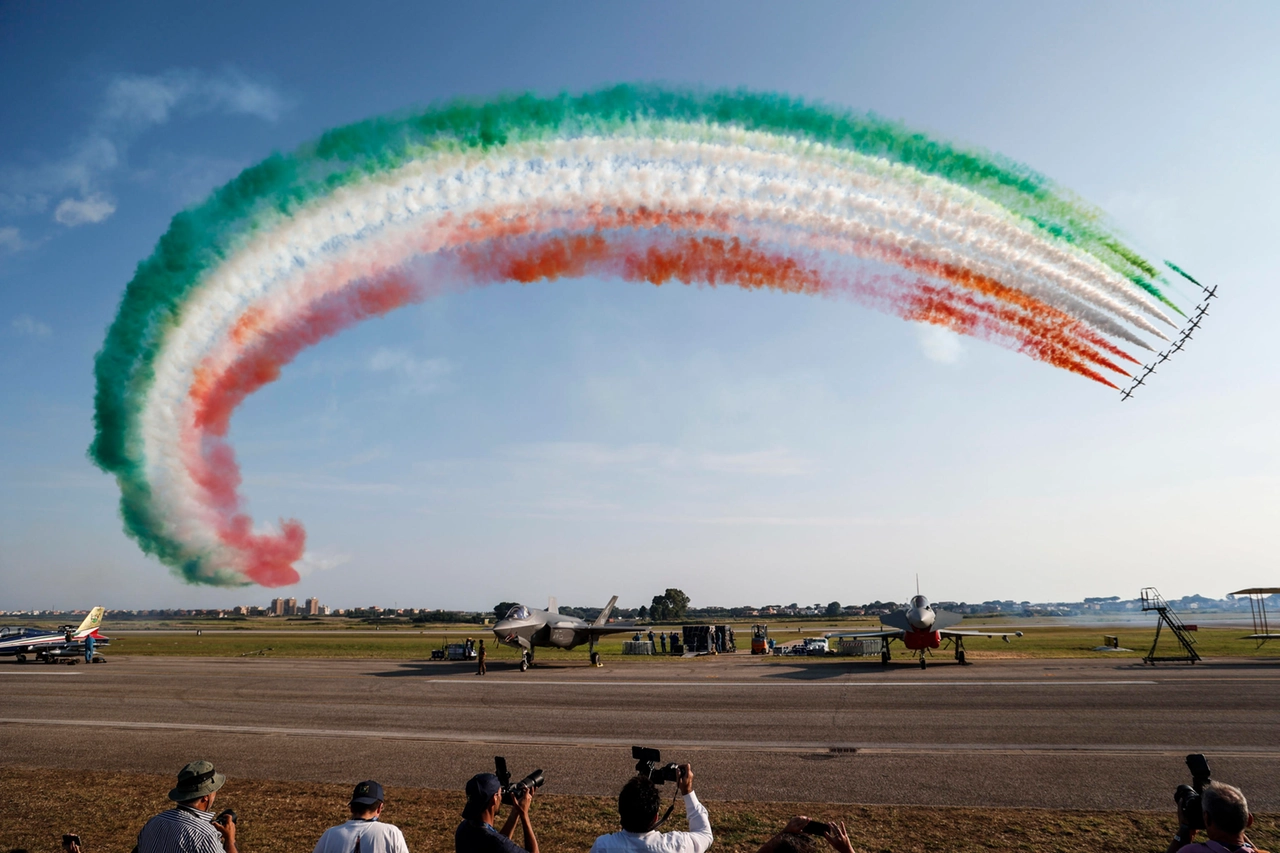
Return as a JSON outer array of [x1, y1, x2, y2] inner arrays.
[[73, 607, 105, 638]]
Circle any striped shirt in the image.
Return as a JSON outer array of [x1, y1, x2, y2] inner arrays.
[[136, 806, 225, 853]]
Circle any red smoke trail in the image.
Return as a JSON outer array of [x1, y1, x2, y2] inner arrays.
[[185, 222, 1138, 586], [187, 272, 422, 586]]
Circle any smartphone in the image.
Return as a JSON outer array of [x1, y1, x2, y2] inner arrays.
[[62, 835, 80, 847], [801, 821, 830, 835]]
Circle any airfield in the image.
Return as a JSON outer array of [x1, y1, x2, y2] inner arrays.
[[2, 650, 1277, 816]]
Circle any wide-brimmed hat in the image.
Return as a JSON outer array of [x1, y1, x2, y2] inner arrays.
[[168, 760, 226, 802]]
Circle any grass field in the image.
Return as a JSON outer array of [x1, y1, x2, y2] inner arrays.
[[4, 766, 1275, 853], [83, 621, 1280, 662]]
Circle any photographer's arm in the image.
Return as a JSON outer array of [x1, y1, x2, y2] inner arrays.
[[677, 765, 713, 853], [213, 815, 237, 853], [513, 788, 539, 853], [756, 817, 810, 853]]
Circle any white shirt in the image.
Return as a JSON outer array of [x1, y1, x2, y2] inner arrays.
[[590, 793, 712, 853], [312, 819, 410, 853]]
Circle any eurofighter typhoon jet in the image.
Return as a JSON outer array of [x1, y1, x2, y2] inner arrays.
[[493, 596, 636, 670], [827, 592, 1022, 668]]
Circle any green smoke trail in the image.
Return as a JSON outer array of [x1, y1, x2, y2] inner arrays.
[[91, 84, 1170, 585]]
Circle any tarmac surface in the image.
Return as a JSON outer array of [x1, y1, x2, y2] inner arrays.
[[2, 654, 1278, 810]]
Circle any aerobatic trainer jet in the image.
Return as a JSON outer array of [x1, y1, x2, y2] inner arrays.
[[0, 607, 110, 664], [493, 596, 636, 670], [826, 593, 1022, 668]]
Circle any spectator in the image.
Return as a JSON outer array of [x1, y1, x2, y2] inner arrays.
[[1167, 782, 1268, 853], [136, 760, 237, 853], [590, 764, 711, 853], [477, 640, 487, 676], [756, 818, 859, 853], [456, 773, 539, 853], [62, 834, 81, 853], [647, 630, 656, 651], [659, 633, 667, 654], [84, 634, 96, 664], [313, 780, 408, 853]]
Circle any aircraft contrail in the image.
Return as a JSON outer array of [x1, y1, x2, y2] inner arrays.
[[90, 85, 1203, 587]]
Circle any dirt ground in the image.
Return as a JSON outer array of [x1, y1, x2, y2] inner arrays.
[[2, 766, 1275, 853]]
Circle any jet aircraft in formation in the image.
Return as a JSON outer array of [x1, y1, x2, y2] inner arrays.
[[493, 596, 636, 670], [0, 607, 109, 663], [826, 594, 1022, 668]]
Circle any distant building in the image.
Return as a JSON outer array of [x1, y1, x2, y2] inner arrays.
[[284, 597, 298, 616], [319, 605, 331, 616], [269, 598, 286, 616], [304, 598, 319, 616]]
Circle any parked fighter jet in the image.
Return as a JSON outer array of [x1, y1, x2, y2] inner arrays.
[[826, 594, 1022, 668], [0, 607, 109, 664], [493, 596, 636, 670]]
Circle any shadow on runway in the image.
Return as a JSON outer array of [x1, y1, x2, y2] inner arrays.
[[368, 660, 601, 677]]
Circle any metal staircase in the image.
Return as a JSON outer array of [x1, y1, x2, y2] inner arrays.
[[1140, 587, 1201, 664]]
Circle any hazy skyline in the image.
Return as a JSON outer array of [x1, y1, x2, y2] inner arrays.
[[2, 2, 1279, 611]]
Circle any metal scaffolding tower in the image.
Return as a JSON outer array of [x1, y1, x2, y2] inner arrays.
[[1140, 587, 1201, 665]]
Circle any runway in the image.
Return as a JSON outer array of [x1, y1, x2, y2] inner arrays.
[[2, 655, 1277, 810]]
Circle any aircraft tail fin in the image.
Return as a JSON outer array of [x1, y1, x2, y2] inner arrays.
[[547, 597, 558, 615], [593, 596, 619, 627], [73, 607, 105, 639]]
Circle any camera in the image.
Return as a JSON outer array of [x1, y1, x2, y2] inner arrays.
[[62, 835, 80, 848], [632, 746, 681, 785], [495, 756, 545, 805], [214, 809, 237, 827], [1173, 753, 1212, 830], [801, 821, 830, 836]]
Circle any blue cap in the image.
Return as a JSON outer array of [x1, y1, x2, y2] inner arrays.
[[350, 780, 385, 806], [462, 773, 501, 819]]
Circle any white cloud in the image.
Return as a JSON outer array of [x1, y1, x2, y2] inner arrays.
[[11, 314, 52, 338], [54, 194, 116, 226], [916, 323, 966, 364], [0, 67, 285, 232], [0, 227, 27, 254], [104, 69, 285, 127], [503, 442, 812, 477], [367, 347, 453, 394]]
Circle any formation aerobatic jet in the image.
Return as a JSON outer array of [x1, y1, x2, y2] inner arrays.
[[0, 607, 109, 664], [827, 594, 1022, 668], [493, 596, 636, 670]]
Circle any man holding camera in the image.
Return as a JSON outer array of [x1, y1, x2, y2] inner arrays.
[[755, 817, 859, 853], [135, 760, 237, 853], [1167, 782, 1268, 853], [313, 780, 409, 853], [590, 764, 712, 853], [456, 772, 539, 853]]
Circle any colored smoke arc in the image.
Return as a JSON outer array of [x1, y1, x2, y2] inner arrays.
[[91, 84, 1196, 588]]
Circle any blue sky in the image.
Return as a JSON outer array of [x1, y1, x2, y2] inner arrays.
[[2, 2, 1278, 611]]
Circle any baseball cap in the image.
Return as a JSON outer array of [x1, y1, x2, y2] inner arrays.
[[462, 773, 501, 819], [350, 780, 385, 806]]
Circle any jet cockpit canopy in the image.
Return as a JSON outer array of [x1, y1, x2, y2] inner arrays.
[[505, 605, 531, 621], [911, 595, 930, 610]]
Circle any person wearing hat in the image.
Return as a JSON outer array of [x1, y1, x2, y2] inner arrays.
[[312, 780, 409, 853], [135, 760, 237, 853], [455, 772, 539, 853]]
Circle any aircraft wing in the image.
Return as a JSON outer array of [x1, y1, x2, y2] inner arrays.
[[1242, 634, 1280, 640], [584, 621, 638, 638], [941, 628, 1024, 642], [825, 629, 904, 640]]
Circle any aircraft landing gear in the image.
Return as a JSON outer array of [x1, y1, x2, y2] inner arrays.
[[590, 651, 601, 667], [519, 651, 530, 672], [15, 654, 25, 664], [919, 655, 927, 670], [956, 649, 967, 665], [880, 648, 890, 666]]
